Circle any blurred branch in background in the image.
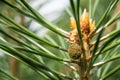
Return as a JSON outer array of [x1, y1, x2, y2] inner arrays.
[[106, 0, 120, 33], [8, 0, 26, 78]]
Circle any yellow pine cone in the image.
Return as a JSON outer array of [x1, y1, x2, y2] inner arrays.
[[68, 9, 95, 60], [69, 9, 95, 44]]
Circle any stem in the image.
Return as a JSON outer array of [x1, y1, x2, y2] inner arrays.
[[79, 40, 90, 80]]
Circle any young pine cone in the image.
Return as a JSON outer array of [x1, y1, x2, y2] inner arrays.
[[68, 43, 82, 59]]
